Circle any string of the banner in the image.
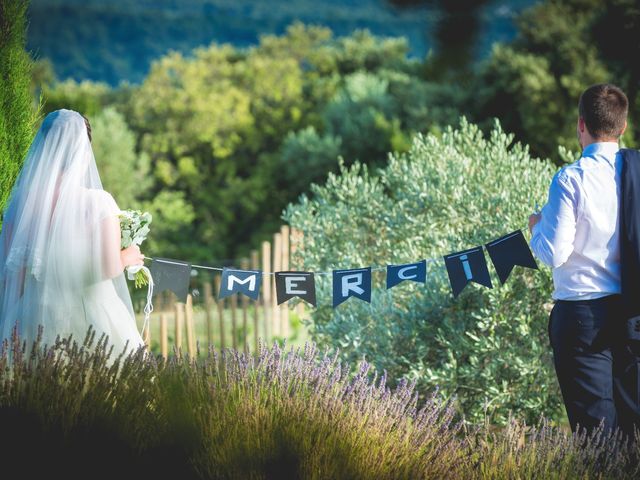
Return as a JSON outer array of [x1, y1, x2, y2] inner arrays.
[[140, 225, 531, 276], [125, 265, 154, 336]]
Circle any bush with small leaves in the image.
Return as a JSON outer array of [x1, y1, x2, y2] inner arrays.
[[284, 118, 562, 425]]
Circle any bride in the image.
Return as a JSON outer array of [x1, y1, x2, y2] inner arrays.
[[0, 109, 146, 357]]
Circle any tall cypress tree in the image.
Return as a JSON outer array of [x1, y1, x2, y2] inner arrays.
[[0, 0, 35, 227]]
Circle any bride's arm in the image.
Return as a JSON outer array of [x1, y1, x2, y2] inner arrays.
[[101, 215, 125, 279], [100, 214, 144, 280]]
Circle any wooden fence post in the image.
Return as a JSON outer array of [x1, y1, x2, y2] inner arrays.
[[261, 241, 271, 343], [230, 292, 238, 350], [240, 258, 249, 353], [251, 249, 260, 353], [204, 281, 214, 349], [175, 301, 184, 356], [214, 274, 225, 351], [185, 293, 196, 358], [272, 232, 282, 337], [160, 313, 168, 359]]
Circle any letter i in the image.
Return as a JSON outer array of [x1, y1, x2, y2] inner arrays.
[[460, 254, 473, 280]]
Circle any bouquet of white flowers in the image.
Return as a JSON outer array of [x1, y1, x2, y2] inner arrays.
[[119, 209, 152, 288]]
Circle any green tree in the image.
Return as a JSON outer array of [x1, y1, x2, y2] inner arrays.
[[0, 0, 36, 224], [42, 23, 485, 263], [91, 107, 152, 209], [140, 190, 196, 260], [590, 0, 640, 142], [126, 24, 434, 260], [128, 44, 305, 260], [284, 119, 562, 425], [473, 0, 638, 162], [41, 79, 113, 117], [277, 126, 342, 199], [323, 71, 405, 165]]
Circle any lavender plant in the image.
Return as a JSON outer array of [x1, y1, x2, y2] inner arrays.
[[0, 328, 638, 479]]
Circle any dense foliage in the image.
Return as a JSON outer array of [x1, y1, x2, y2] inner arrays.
[[0, 0, 35, 224], [117, 24, 461, 260], [1, 330, 638, 479], [285, 119, 560, 425]]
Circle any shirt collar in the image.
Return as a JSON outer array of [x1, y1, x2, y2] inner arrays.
[[582, 141, 620, 160]]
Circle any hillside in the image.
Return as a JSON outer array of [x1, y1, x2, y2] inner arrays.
[[27, 0, 535, 85]]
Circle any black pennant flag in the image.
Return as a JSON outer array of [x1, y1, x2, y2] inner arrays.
[[386, 260, 427, 289], [150, 258, 191, 302], [332, 267, 372, 307], [485, 230, 538, 284], [443, 246, 493, 298], [275, 271, 316, 306], [219, 268, 262, 300]]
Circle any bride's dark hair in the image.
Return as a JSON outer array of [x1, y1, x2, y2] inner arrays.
[[82, 114, 92, 143]]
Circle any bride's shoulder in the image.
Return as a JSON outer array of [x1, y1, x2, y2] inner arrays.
[[87, 189, 121, 217], [85, 188, 115, 203]]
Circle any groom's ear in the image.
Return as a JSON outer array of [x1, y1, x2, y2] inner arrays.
[[578, 116, 586, 133], [620, 120, 628, 137]]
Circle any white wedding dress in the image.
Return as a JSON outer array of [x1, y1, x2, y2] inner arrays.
[[0, 109, 145, 358]]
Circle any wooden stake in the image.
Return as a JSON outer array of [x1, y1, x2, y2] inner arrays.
[[230, 293, 238, 350], [214, 274, 225, 351], [160, 313, 168, 359], [272, 232, 282, 337], [175, 301, 184, 356], [261, 241, 271, 342], [204, 281, 213, 349], [185, 293, 196, 358], [251, 250, 260, 353], [240, 258, 249, 353]]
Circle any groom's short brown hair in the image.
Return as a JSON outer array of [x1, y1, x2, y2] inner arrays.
[[578, 83, 628, 140]]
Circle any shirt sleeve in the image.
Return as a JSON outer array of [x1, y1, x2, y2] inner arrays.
[[530, 171, 578, 268]]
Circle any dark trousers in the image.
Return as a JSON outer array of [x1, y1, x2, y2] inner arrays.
[[549, 294, 640, 438]]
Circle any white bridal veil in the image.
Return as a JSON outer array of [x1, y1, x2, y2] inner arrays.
[[0, 109, 144, 355]]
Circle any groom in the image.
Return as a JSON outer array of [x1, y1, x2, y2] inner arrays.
[[529, 83, 637, 437]]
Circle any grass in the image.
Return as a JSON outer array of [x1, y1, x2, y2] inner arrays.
[[1, 327, 639, 479]]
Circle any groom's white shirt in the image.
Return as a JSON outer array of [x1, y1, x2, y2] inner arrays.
[[530, 142, 622, 301]]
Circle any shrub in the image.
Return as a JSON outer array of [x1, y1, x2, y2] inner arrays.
[[284, 118, 561, 425], [0, 0, 35, 220]]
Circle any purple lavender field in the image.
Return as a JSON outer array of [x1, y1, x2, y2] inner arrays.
[[0, 330, 638, 479]]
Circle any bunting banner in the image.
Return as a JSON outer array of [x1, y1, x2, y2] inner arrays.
[[386, 260, 427, 289], [219, 267, 262, 300], [144, 228, 540, 307], [443, 247, 493, 298], [332, 267, 372, 307], [149, 257, 191, 302], [485, 230, 538, 284], [275, 271, 317, 306]]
